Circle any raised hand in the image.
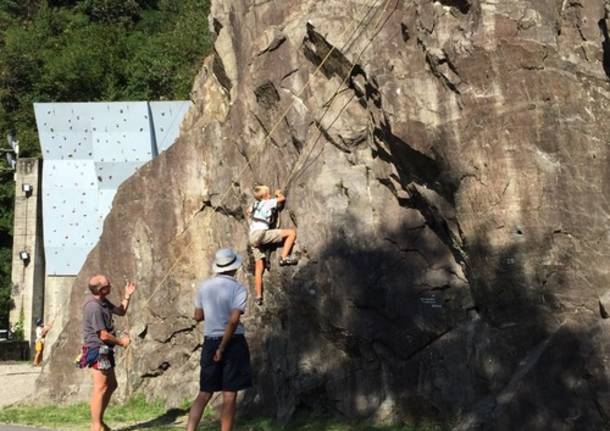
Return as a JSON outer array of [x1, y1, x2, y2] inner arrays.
[[124, 282, 137, 298]]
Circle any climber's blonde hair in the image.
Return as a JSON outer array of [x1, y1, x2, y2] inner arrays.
[[253, 185, 270, 200]]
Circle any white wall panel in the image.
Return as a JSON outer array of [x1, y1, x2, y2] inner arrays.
[[35, 101, 191, 275]]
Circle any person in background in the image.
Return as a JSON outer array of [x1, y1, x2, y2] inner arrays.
[[33, 318, 52, 366]]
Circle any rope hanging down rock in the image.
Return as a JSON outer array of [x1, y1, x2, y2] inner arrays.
[[137, 0, 396, 318], [286, 0, 400, 190]]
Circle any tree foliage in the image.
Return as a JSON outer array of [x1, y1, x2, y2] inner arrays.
[[0, 0, 212, 327], [0, 171, 14, 326]]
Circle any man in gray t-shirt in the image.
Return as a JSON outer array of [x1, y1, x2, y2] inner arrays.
[[82, 296, 116, 348], [186, 248, 252, 431], [194, 274, 247, 337], [81, 274, 137, 431]]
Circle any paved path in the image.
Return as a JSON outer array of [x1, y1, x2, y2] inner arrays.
[[0, 426, 51, 431], [0, 362, 41, 407]]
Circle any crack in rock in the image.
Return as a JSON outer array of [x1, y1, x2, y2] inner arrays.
[[160, 324, 198, 344], [212, 53, 232, 94], [434, 0, 471, 14], [142, 361, 171, 379], [254, 81, 281, 108], [257, 30, 287, 56], [599, 15, 610, 79], [423, 45, 464, 96]]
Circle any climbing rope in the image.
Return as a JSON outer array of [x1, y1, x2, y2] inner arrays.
[[136, 0, 394, 317], [118, 0, 396, 378], [285, 0, 399, 190]]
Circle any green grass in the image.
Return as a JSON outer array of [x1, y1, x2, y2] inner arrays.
[[0, 395, 169, 430], [0, 397, 448, 431], [236, 416, 447, 431]]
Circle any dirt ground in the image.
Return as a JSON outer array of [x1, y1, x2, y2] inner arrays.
[[0, 426, 50, 431], [0, 362, 41, 408]]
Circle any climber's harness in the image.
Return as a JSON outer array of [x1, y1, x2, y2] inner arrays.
[[250, 200, 280, 270], [250, 200, 278, 228]]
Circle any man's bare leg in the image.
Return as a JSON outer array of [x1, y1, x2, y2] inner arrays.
[[254, 259, 265, 300], [280, 229, 296, 259], [90, 368, 115, 431], [186, 391, 213, 431], [220, 391, 237, 431], [100, 369, 117, 429]]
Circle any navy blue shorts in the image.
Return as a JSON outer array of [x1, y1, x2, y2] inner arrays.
[[200, 335, 252, 393]]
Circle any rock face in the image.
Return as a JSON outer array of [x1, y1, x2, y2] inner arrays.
[[40, 0, 610, 429]]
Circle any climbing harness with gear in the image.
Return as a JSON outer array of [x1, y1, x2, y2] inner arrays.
[[249, 198, 281, 269], [249, 199, 279, 229]]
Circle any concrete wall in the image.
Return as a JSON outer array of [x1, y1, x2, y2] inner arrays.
[[9, 158, 45, 344], [43, 275, 76, 356]]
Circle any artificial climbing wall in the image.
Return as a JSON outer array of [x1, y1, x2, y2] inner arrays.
[[34, 101, 190, 276]]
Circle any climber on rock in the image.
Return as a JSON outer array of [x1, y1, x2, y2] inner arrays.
[[247, 185, 298, 305]]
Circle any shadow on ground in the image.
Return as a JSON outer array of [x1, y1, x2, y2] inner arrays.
[[116, 408, 188, 431]]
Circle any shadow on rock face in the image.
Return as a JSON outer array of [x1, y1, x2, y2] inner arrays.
[[236, 211, 470, 423], [599, 18, 610, 80], [237, 216, 610, 430], [456, 239, 610, 431]]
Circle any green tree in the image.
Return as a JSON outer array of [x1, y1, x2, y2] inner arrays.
[[80, 0, 141, 24], [0, 0, 212, 328], [0, 170, 14, 327], [0, 0, 41, 20]]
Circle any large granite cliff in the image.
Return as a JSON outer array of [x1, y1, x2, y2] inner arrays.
[[41, 0, 610, 429]]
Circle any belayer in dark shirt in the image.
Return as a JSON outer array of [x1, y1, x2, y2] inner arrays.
[[81, 274, 137, 431]]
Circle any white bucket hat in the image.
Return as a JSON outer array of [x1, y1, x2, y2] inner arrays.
[[212, 248, 242, 273]]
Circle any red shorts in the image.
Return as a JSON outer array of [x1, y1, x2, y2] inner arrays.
[[79, 345, 115, 370]]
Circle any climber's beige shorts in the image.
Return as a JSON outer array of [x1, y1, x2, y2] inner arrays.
[[249, 229, 283, 261]]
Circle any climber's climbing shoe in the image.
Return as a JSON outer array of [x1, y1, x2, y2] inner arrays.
[[279, 256, 299, 266], [255, 297, 263, 306]]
